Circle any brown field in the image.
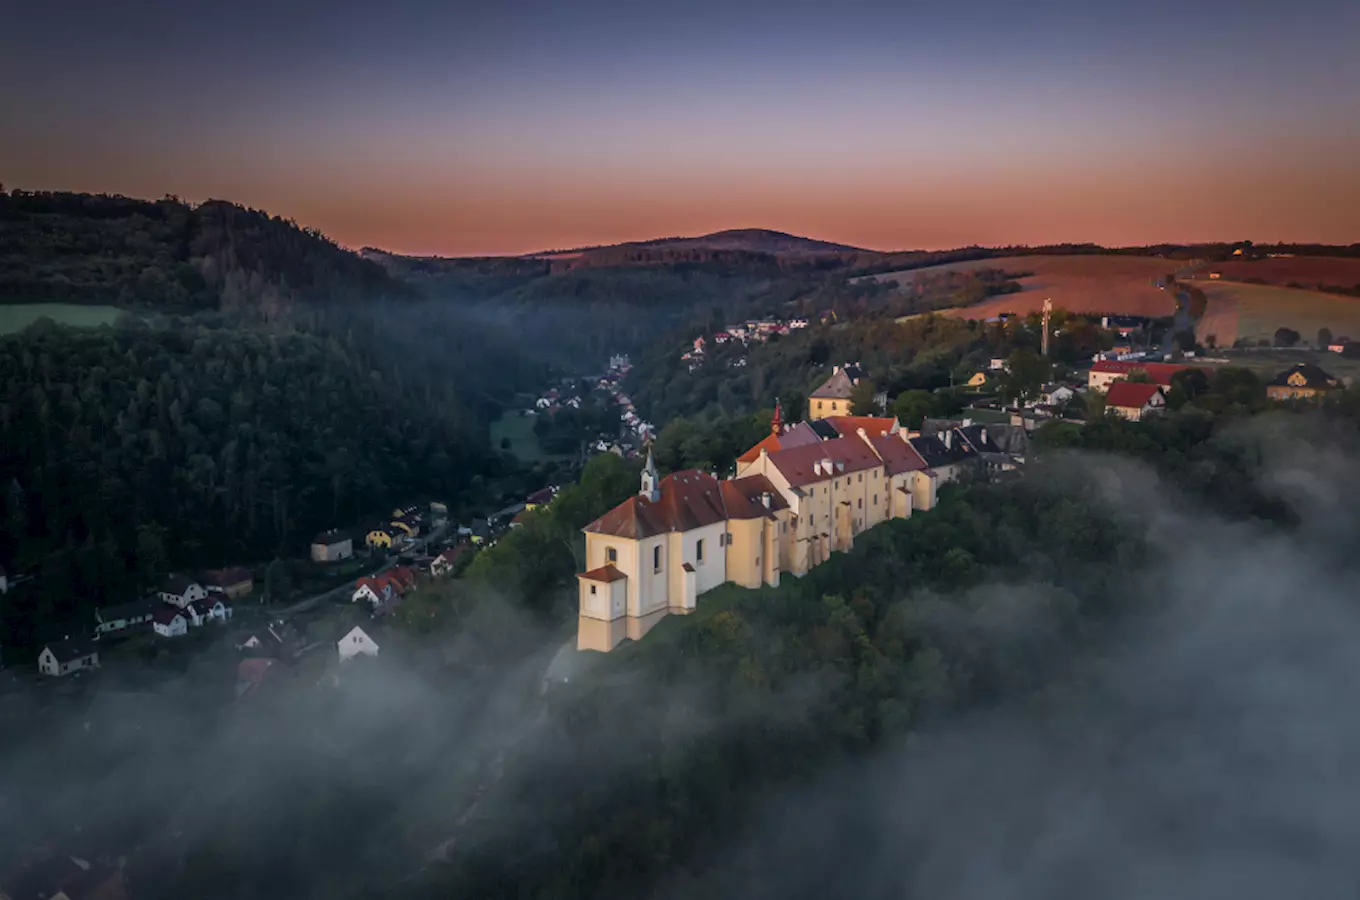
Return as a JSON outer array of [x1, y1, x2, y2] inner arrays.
[[1194, 282, 1360, 348], [1193, 256, 1360, 291], [865, 255, 1184, 320]]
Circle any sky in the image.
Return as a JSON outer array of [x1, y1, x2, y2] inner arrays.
[[3, 0, 1359, 255]]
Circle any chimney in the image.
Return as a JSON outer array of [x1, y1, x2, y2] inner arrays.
[[961, 417, 972, 428], [833, 365, 840, 375]]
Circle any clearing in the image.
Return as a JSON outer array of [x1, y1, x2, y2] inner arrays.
[[0, 304, 124, 334], [861, 255, 1184, 320], [1192, 283, 1360, 348], [490, 410, 573, 463]]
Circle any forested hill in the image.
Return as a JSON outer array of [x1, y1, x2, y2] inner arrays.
[[0, 321, 504, 646], [0, 190, 415, 315]]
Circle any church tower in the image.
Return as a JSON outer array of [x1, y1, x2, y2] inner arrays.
[[640, 446, 661, 503], [771, 397, 783, 435]]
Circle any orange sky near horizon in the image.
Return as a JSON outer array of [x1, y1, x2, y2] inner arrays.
[[4, 0, 1358, 257]]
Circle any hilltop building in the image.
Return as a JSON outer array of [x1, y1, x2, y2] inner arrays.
[[808, 364, 866, 420], [576, 409, 949, 652]]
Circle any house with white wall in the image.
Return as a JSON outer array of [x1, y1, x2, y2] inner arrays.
[[338, 626, 380, 662]]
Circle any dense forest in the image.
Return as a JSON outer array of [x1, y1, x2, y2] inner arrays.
[[0, 321, 512, 644], [0, 190, 414, 315]]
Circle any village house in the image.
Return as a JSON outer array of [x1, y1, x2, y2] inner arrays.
[[311, 529, 354, 562], [1266, 363, 1343, 401], [1328, 341, 1349, 354], [153, 606, 188, 637], [1105, 381, 1167, 421], [94, 598, 158, 635], [202, 566, 253, 599], [389, 516, 420, 539], [807, 364, 865, 420], [158, 574, 207, 608], [338, 625, 380, 662], [526, 486, 559, 509], [578, 413, 932, 652], [1087, 360, 1192, 392], [183, 592, 232, 627], [966, 371, 992, 389], [366, 527, 397, 551], [429, 547, 464, 577], [38, 638, 99, 676]]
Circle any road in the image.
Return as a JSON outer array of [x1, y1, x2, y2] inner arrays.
[[274, 521, 451, 619]]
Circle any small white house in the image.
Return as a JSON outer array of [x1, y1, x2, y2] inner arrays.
[[429, 548, 461, 578], [153, 606, 188, 638], [338, 626, 380, 662], [38, 639, 99, 676], [159, 575, 207, 608], [311, 530, 354, 563]]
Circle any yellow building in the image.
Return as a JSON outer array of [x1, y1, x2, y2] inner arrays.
[[966, 371, 990, 389], [366, 528, 395, 550], [1266, 363, 1342, 401], [807, 365, 863, 420], [389, 518, 418, 538], [577, 419, 937, 653]]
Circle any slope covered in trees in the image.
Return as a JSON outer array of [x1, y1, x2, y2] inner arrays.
[[0, 321, 505, 645], [0, 190, 415, 315]]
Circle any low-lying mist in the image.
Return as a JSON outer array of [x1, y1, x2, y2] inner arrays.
[[4, 416, 1359, 900]]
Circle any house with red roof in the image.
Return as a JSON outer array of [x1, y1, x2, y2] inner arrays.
[[577, 412, 927, 653], [1105, 381, 1167, 421], [1087, 360, 1193, 392]]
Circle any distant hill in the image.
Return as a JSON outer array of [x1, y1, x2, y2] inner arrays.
[[526, 228, 870, 269], [0, 190, 414, 315]]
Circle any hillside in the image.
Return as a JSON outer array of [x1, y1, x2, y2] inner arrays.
[[0, 190, 415, 315], [528, 228, 868, 261]]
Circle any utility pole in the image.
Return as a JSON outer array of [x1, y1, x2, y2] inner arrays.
[[1041, 298, 1052, 357]]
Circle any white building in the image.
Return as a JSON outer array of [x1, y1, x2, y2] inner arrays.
[[338, 626, 380, 662], [311, 529, 354, 563], [158, 575, 207, 608], [38, 639, 99, 677], [153, 607, 188, 637]]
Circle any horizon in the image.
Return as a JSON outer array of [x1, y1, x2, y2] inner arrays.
[[4, 0, 1359, 256]]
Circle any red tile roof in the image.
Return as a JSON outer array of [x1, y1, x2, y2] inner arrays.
[[1106, 381, 1164, 409], [720, 474, 790, 519], [585, 470, 730, 539], [866, 433, 930, 475], [767, 435, 882, 487], [826, 416, 897, 438], [1090, 360, 1191, 386], [736, 432, 783, 464], [152, 606, 184, 626], [578, 564, 627, 583]]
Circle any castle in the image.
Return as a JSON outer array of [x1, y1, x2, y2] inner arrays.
[[575, 392, 998, 651]]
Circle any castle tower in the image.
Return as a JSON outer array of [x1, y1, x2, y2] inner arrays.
[[640, 446, 661, 503]]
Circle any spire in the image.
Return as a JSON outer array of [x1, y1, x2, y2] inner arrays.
[[771, 397, 783, 435], [640, 445, 661, 502]]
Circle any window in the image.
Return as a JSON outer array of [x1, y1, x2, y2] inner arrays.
[[858, 473, 862, 483], [817, 401, 823, 410], [873, 494, 878, 505], [857, 498, 862, 508], [590, 584, 597, 595], [653, 546, 661, 571], [696, 539, 704, 563], [607, 547, 617, 563]]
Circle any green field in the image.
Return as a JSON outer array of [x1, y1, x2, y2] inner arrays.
[[1195, 282, 1360, 348], [0, 303, 124, 334], [490, 410, 572, 463]]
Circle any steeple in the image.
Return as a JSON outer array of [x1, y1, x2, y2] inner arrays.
[[640, 446, 661, 503], [771, 397, 783, 435]]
